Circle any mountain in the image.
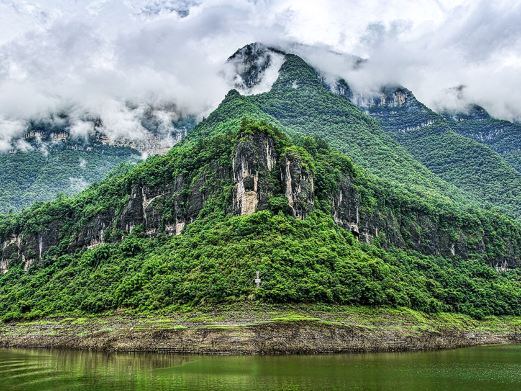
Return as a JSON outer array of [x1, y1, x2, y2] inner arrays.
[[442, 104, 521, 173], [0, 131, 139, 214], [1, 47, 521, 321], [0, 108, 195, 213], [230, 48, 472, 207], [332, 82, 521, 219], [5, 42, 519, 222]]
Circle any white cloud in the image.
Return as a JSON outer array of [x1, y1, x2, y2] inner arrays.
[[68, 177, 89, 192], [0, 117, 25, 152], [70, 120, 95, 140], [289, 0, 521, 120], [0, 0, 520, 155]]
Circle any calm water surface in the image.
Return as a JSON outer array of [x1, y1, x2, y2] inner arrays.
[[1, 345, 521, 390]]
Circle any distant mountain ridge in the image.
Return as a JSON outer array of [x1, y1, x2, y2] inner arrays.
[[326, 82, 521, 219], [8, 107, 195, 156], [0, 107, 196, 213], [442, 104, 521, 173]]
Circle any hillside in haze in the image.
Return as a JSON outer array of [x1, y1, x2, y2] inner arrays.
[[0, 109, 195, 213]]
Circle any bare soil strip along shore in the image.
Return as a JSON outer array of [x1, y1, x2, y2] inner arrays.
[[1, 305, 520, 354]]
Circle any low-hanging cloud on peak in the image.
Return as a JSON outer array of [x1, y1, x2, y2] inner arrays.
[[301, 0, 521, 120], [1, 0, 521, 152]]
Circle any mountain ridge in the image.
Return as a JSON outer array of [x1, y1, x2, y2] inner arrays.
[[323, 72, 521, 219], [442, 104, 521, 173]]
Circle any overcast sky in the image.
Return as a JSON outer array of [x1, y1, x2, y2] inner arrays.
[[1, 0, 521, 148]]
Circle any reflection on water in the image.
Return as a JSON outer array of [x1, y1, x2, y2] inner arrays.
[[1, 345, 521, 390]]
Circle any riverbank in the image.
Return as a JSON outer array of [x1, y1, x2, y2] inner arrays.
[[0, 305, 520, 354]]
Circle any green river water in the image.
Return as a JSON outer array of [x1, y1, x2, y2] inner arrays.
[[1, 345, 520, 390]]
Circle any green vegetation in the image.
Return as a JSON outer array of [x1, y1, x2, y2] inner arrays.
[[1, 51, 521, 325], [248, 55, 473, 206], [1, 114, 521, 322], [3, 304, 520, 335], [442, 106, 521, 173], [2, 207, 520, 321], [0, 142, 139, 213], [356, 87, 521, 219], [390, 122, 521, 219]]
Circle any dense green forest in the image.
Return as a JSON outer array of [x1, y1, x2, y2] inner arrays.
[[337, 84, 521, 220], [390, 122, 521, 219], [247, 55, 473, 206], [0, 143, 139, 213], [2, 207, 520, 321], [1, 48, 521, 322], [1, 105, 521, 321]]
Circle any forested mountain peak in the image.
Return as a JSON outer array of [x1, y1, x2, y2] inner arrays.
[[443, 104, 491, 121]]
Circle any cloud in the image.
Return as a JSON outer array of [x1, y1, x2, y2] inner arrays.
[[1, 0, 521, 154], [290, 0, 521, 120], [0, 117, 25, 152], [0, 1, 245, 147], [68, 177, 89, 192]]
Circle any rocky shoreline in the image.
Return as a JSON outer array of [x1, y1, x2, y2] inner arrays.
[[1, 321, 520, 355], [1, 307, 520, 354]]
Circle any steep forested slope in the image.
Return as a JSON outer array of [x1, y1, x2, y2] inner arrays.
[[0, 143, 139, 213], [339, 85, 521, 219], [245, 55, 472, 206], [443, 105, 521, 173], [1, 89, 521, 321]]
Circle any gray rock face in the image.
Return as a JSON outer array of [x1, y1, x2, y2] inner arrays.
[[231, 132, 315, 218], [227, 43, 286, 95], [75, 210, 114, 249], [228, 43, 276, 90], [332, 177, 361, 238], [282, 156, 314, 218], [1, 232, 45, 273], [232, 132, 277, 215], [348, 85, 439, 133], [1, 236, 19, 274]]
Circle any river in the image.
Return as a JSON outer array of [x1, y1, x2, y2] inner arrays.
[[1, 345, 520, 390]]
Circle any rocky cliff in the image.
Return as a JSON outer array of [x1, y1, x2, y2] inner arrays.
[[3, 122, 521, 275], [332, 83, 439, 133], [227, 43, 286, 95], [0, 128, 315, 273]]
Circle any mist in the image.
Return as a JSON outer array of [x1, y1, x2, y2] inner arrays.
[[1, 0, 521, 152]]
